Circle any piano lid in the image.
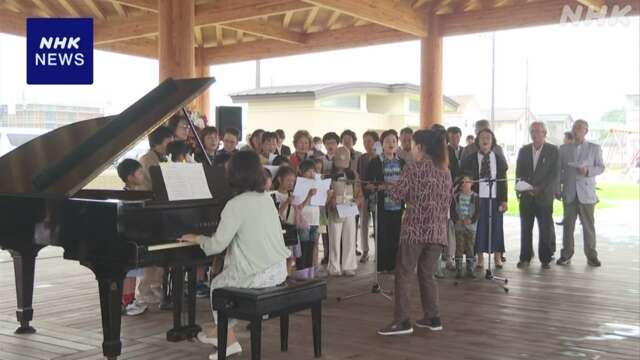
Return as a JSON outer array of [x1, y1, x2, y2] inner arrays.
[[0, 77, 216, 196]]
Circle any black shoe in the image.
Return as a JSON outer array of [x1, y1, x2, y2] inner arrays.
[[415, 317, 443, 331], [516, 261, 529, 269], [556, 257, 571, 265], [321, 257, 328, 265], [356, 250, 362, 256], [377, 320, 414, 336], [587, 258, 601, 267], [541, 262, 551, 269]]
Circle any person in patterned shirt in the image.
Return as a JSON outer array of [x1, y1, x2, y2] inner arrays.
[[378, 128, 452, 336]]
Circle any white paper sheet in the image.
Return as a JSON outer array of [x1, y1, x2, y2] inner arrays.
[[264, 165, 280, 177], [568, 161, 587, 168], [336, 203, 359, 218], [160, 163, 213, 201], [515, 180, 534, 192], [292, 177, 331, 206]]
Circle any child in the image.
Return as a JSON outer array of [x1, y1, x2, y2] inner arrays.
[[326, 147, 363, 276], [263, 168, 273, 190], [273, 166, 301, 274], [116, 159, 148, 316], [294, 160, 321, 279], [452, 176, 480, 278], [167, 140, 190, 162]]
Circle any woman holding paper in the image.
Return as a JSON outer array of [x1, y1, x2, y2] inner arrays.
[[364, 129, 405, 273], [460, 128, 508, 269], [326, 147, 364, 277], [178, 151, 290, 359]]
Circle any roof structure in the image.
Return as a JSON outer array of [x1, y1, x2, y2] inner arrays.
[[1, 0, 636, 66]]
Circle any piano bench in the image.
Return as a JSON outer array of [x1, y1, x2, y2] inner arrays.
[[211, 279, 327, 360]]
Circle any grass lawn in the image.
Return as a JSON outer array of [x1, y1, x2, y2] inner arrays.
[[505, 182, 638, 216]]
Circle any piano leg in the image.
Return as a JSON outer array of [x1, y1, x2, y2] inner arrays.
[[10, 247, 41, 334], [166, 265, 201, 342], [94, 267, 126, 360]]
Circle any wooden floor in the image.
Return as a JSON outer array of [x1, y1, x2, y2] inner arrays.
[[1, 202, 639, 360]]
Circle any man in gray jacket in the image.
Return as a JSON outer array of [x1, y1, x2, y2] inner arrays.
[[556, 119, 605, 267]]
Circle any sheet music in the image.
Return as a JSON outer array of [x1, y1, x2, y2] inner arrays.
[[160, 163, 213, 201], [336, 203, 359, 218], [264, 165, 280, 177], [515, 180, 534, 192], [292, 177, 331, 206]]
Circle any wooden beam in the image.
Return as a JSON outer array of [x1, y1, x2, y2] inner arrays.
[[96, 37, 157, 58], [57, 0, 80, 16], [204, 23, 415, 65], [32, 0, 54, 17], [303, 7, 319, 31], [84, 0, 106, 20], [94, 15, 157, 44], [326, 10, 341, 29], [302, 0, 428, 37], [111, 1, 127, 16], [224, 19, 306, 44], [110, 0, 158, 12], [439, 0, 639, 36], [216, 25, 223, 46], [283, 11, 294, 28], [195, 26, 203, 46], [412, 0, 431, 8], [4, 0, 24, 13], [576, 0, 606, 12], [195, 0, 314, 27], [93, 0, 312, 44], [0, 9, 26, 37]]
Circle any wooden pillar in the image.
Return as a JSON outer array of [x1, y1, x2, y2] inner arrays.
[[158, 0, 195, 81], [193, 46, 211, 118], [420, 15, 443, 129]]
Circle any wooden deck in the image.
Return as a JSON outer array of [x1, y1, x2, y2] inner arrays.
[[1, 203, 639, 360]]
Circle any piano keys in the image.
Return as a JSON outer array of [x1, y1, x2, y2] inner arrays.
[[0, 77, 229, 360]]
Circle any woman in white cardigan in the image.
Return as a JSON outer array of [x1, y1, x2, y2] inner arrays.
[[179, 151, 290, 360]]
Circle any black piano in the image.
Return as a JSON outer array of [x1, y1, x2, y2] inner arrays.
[[0, 77, 231, 360]]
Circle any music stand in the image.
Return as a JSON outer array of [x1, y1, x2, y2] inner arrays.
[[337, 188, 393, 302]]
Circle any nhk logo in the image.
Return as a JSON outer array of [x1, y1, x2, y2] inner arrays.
[[27, 18, 93, 85]]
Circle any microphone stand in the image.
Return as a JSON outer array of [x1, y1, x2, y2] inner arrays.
[[337, 186, 392, 302], [461, 177, 509, 293]]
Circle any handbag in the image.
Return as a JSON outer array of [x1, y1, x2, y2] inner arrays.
[[282, 201, 300, 247]]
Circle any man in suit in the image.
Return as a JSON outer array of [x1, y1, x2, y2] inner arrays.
[[275, 129, 292, 157], [556, 119, 605, 267], [516, 122, 559, 269], [447, 126, 464, 181]]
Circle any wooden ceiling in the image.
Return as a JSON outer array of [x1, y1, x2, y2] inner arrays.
[[0, 0, 637, 65]]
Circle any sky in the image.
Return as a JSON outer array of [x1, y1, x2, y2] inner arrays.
[[0, 16, 638, 124]]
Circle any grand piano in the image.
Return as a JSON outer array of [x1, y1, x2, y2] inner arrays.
[[0, 77, 231, 360]]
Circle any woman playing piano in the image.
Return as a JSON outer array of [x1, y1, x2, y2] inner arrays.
[[178, 151, 290, 359]]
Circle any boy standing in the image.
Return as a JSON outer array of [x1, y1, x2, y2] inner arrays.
[[452, 176, 480, 278]]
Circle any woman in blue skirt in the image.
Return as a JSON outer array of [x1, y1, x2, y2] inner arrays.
[[460, 128, 508, 269]]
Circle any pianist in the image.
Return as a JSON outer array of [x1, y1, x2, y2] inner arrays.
[[179, 151, 290, 359]]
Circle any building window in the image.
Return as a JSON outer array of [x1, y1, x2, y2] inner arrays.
[[319, 95, 360, 110]]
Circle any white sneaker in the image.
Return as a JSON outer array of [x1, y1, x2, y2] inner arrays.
[[197, 330, 217, 345], [123, 300, 147, 316], [209, 342, 242, 359], [343, 270, 356, 277]]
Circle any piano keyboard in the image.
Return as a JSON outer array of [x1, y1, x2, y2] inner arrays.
[[147, 242, 199, 252]]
